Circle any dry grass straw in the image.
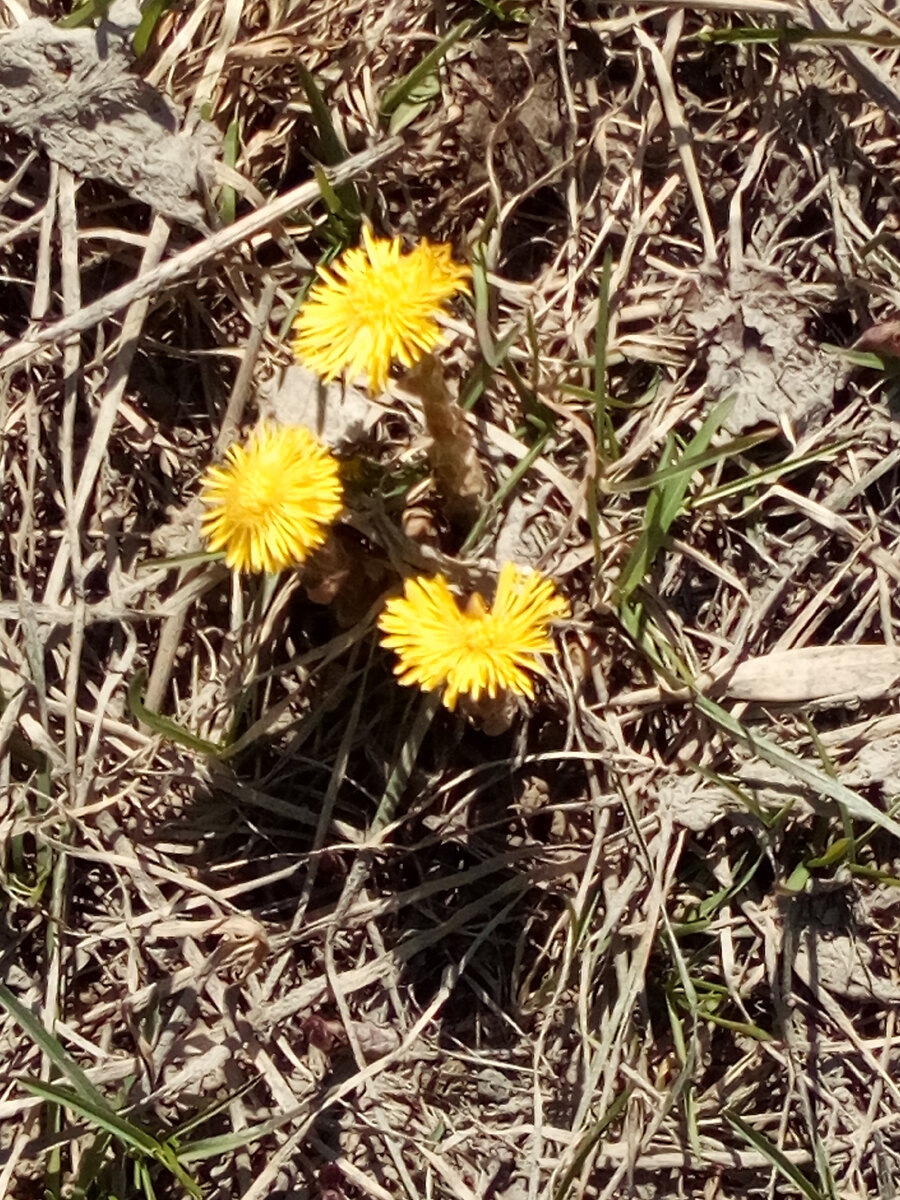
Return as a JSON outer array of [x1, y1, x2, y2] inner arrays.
[[3, 0, 900, 1197]]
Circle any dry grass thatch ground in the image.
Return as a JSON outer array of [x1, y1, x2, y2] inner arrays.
[[3, 0, 900, 1196]]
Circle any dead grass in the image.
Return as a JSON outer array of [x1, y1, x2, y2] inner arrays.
[[3, 0, 900, 1197]]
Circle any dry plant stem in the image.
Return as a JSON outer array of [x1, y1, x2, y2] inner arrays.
[[322, 694, 440, 1064], [849, 1010, 895, 1179], [73, 638, 140, 810], [0, 140, 401, 374], [14, 166, 57, 743], [595, 822, 689, 1199], [805, 0, 900, 119], [215, 275, 279, 454], [40, 170, 79, 1163], [613, 0, 798, 8], [561, 820, 679, 1177], [143, 571, 204, 715], [728, 131, 776, 271], [57, 167, 84, 775], [635, 17, 717, 261], [238, 972, 466, 1200], [32, 161, 56, 320], [305, 1133, 396, 1200], [45, 173, 79, 1168], [186, 0, 243, 129], [291, 658, 368, 934], [529, 772, 611, 1200], [42, 214, 172, 608]]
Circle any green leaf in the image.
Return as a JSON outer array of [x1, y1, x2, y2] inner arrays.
[[73, 1128, 114, 1200], [592, 248, 614, 462], [552, 1088, 632, 1200], [806, 837, 854, 869], [296, 65, 359, 220], [605, 429, 774, 495], [691, 438, 850, 507], [56, 0, 110, 28], [297, 63, 348, 166], [460, 431, 551, 554], [388, 75, 442, 134]]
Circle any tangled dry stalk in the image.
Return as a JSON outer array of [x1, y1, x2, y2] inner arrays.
[[3, 0, 900, 1197]]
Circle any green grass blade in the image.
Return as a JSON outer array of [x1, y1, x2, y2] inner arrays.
[[73, 1128, 114, 1200], [19, 1078, 202, 1198], [297, 63, 347, 167], [17, 1078, 161, 1156], [700, 23, 900, 48], [691, 439, 850, 507], [380, 19, 476, 116], [0, 986, 109, 1111], [460, 430, 551, 553], [694, 693, 900, 841], [552, 1088, 632, 1200], [725, 1110, 827, 1200], [605, 429, 774, 494], [655, 395, 735, 528], [179, 1107, 307, 1162], [56, 0, 109, 28], [588, 249, 613, 574], [470, 248, 520, 370], [615, 396, 734, 605], [137, 1159, 158, 1200], [127, 670, 225, 755], [170, 1076, 260, 1139], [133, 0, 173, 56], [593, 248, 613, 462], [373, 691, 440, 834], [293, 67, 359, 223], [219, 116, 240, 225]]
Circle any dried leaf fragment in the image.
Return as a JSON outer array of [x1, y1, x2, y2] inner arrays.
[[265, 363, 385, 449], [0, 17, 219, 224], [684, 268, 843, 434], [712, 644, 900, 704], [853, 319, 900, 358]]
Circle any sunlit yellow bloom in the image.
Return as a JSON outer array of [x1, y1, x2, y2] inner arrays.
[[378, 564, 569, 711], [292, 227, 470, 392], [200, 424, 342, 574]]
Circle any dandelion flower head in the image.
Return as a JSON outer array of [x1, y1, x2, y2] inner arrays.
[[200, 423, 343, 574], [378, 564, 569, 711], [292, 227, 471, 392]]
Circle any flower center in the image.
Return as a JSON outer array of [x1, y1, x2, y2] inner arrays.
[[234, 470, 282, 520], [351, 271, 409, 327], [460, 594, 497, 652]]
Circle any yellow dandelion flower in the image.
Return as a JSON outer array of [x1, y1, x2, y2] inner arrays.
[[291, 226, 471, 392], [378, 563, 569, 711], [200, 424, 343, 574]]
